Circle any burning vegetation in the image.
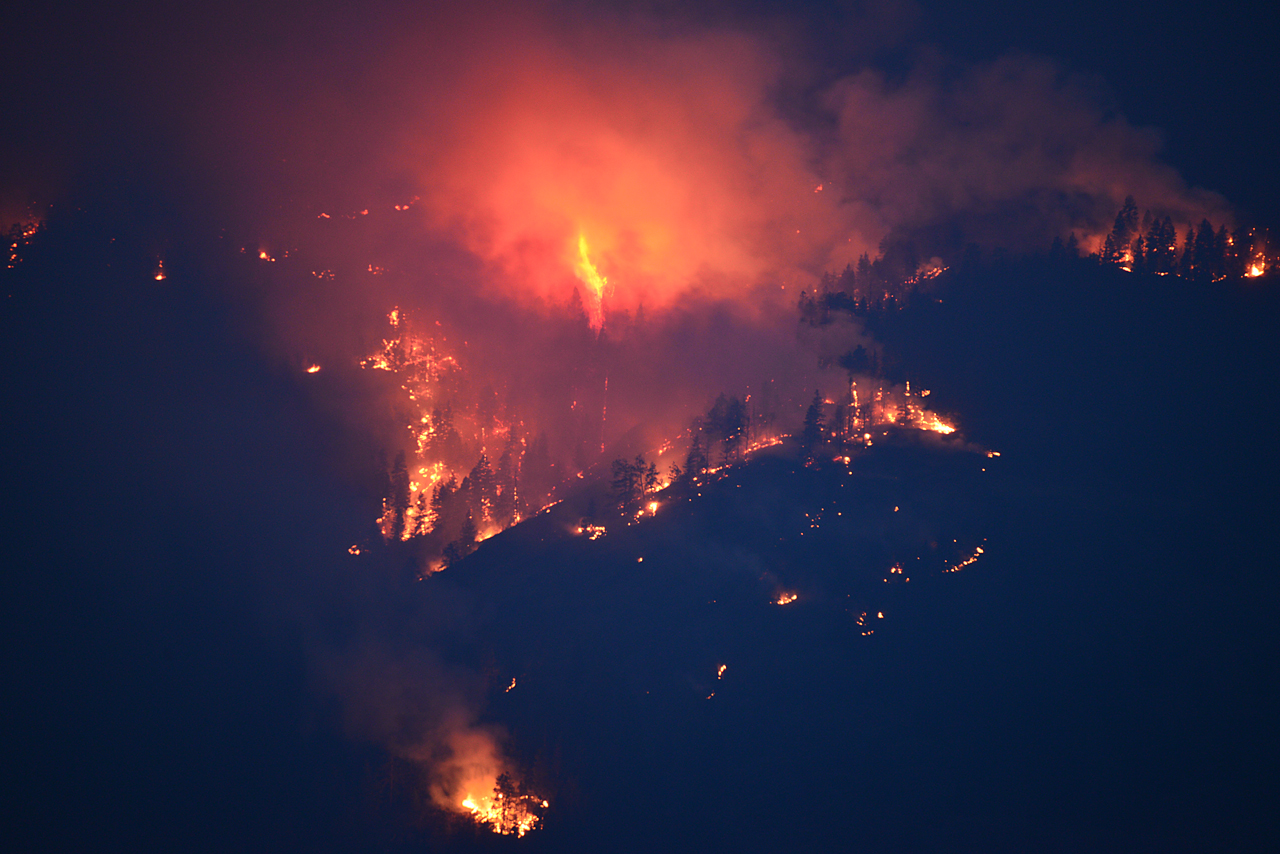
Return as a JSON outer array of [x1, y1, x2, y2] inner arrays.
[[462, 773, 548, 838]]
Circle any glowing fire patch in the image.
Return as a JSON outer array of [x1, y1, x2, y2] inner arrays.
[[305, 364, 322, 373], [461, 780, 548, 838], [944, 544, 985, 573], [773, 592, 798, 605], [574, 233, 608, 332]]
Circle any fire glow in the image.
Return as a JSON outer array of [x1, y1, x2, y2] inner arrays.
[[461, 784, 548, 837], [574, 233, 609, 332]]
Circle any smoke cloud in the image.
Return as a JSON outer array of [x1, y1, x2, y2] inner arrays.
[[121, 0, 1230, 454]]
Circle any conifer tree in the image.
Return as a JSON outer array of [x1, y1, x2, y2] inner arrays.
[[1179, 226, 1197, 277], [389, 451, 411, 541], [800, 390, 825, 464], [684, 432, 708, 482]]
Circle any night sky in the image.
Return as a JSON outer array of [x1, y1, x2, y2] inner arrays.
[[4, 3, 1279, 852]]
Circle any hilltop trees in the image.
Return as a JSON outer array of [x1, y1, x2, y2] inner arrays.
[[1094, 196, 1269, 282], [706, 394, 748, 463], [683, 432, 709, 482], [610, 454, 659, 514], [388, 451, 411, 540]]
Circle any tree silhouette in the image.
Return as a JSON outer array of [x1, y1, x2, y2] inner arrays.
[[493, 445, 518, 528], [684, 432, 708, 482], [800, 390, 824, 464], [389, 451, 411, 540]]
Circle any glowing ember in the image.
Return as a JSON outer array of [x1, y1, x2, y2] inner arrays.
[[573, 233, 608, 332], [944, 543, 985, 573], [773, 592, 798, 605]]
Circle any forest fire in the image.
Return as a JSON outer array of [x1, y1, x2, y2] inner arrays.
[[461, 777, 548, 838], [573, 233, 609, 332], [944, 543, 985, 573]]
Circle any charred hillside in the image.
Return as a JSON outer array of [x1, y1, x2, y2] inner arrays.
[[425, 434, 997, 851]]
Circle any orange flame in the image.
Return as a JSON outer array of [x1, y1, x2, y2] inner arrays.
[[573, 233, 608, 332]]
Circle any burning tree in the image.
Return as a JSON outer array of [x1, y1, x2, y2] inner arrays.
[[611, 454, 659, 514], [463, 773, 548, 838]]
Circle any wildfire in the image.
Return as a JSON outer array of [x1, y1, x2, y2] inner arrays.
[[917, 413, 956, 434], [574, 233, 608, 332], [944, 543, 985, 573], [773, 592, 798, 605], [153, 258, 166, 281], [1248, 261, 1266, 278], [7, 215, 43, 268], [461, 781, 548, 838], [305, 364, 322, 373]]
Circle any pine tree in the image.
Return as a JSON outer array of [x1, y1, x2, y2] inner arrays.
[[722, 396, 747, 461], [1193, 220, 1217, 281], [468, 453, 494, 523], [644, 461, 660, 496], [1145, 217, 1174, 273], [800, 390, 824, 464], [1103, 196, 1139, 265], [1130, 235, 1146, 273], [684, 432, 708, 482], [493, 446, 518, 528], [411, 490, 430, 537], [610, 455, 645, 512], [1179, 226, 1197, 277], [389, 451, 411, 540]]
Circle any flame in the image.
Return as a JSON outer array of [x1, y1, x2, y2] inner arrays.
[[573, 233, 608, 332], [460, 787, 547, 837], [944, 543, 985, 573], [305, 364, 322, 373], [1248, 261, 1266, 278], [773, 592, 798, 605]]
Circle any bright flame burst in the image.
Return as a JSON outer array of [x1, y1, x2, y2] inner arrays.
[[573, 233, 608, 332], [461, 781, 548, 838]]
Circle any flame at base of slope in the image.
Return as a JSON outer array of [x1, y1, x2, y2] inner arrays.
[[432, 727, 548, 838], [462, 787, 549, 838]]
